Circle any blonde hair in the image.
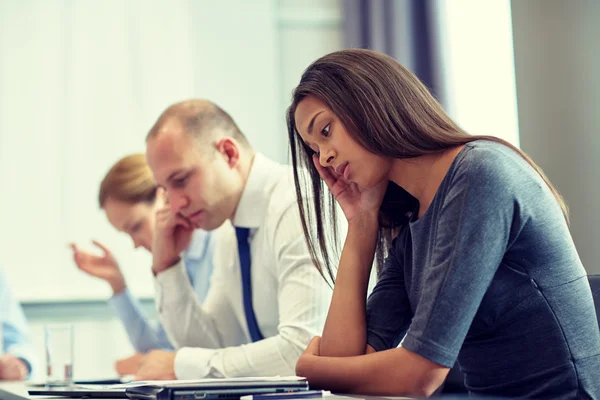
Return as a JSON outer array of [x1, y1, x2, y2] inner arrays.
[[98, 153, 157, 208]]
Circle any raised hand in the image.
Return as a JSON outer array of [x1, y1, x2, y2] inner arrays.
[[151, 191, 194, 275], [69, 241, 126, 294], [313, 155, 387, 222]]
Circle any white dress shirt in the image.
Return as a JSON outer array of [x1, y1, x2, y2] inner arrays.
[[154, 153, 333, 379], [109, 229, 216, 352]]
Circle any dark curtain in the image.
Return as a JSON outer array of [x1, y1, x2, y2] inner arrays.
[[342, 0, 443, 104]]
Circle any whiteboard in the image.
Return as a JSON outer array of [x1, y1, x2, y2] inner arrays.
[[0, 0, 282, 302]]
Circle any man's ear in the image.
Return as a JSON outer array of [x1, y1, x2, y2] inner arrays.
[[215, 137, 240, 168]]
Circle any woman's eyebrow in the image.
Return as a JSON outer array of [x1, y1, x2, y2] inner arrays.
[[306, 111, 325, 136]]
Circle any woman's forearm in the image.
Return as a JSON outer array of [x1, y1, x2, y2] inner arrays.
[[297, 348, 447, 397], [319, 212, 379, 356]]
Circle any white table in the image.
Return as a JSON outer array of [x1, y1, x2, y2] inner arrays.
[[1, 382, 30, 398], [0, 382, 126, 400], [0, 381, 418, 400]]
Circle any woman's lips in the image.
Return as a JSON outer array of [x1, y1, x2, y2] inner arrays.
[[334, 162, 351, 180], [334, 161, 349, 177], [343, 163, 350, 180]]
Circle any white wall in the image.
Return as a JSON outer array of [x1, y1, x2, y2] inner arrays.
[[276, 0, 343, 157], [511, 0, 600, 274], [18, 0, 344, 381], [433, 0, 520, 146], [0, 0, 281, 303]]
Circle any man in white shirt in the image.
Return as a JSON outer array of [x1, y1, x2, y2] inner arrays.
[[135, 99, 333, 380]]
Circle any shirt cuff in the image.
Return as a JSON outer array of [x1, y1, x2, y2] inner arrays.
[[174, 347, 216, 379], [154, 261, 189, 313], [108, 288, 136, 314]]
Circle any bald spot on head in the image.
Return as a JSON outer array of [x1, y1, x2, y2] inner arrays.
[[146, 99, 249, 149]]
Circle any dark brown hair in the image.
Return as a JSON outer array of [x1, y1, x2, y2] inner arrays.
[[286, 49, 568, 283]]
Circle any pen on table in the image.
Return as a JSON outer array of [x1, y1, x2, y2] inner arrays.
[[240, 390, 331, 400]]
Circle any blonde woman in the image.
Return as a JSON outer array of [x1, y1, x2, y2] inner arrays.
[[70, 154, 215, 375]]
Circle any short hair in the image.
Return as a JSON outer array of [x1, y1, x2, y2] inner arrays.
[[146, 99, 249, 147], [98, 153, 157, 208]]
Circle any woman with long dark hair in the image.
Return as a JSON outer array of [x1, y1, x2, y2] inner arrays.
[[288, 49, 600, 399]]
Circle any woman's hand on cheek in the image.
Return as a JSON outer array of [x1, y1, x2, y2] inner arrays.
[[313, 155, 387, 222]]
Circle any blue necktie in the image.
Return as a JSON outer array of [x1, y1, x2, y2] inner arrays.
[[235, 227, 264, 342]]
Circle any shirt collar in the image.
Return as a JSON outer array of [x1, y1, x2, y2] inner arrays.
[[232, 153, 281, 229]]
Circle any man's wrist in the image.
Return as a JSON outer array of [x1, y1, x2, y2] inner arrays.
[[152, 257, 181, 275]]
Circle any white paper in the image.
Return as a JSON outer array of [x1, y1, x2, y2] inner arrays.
[[75, 376, 306, 390]]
